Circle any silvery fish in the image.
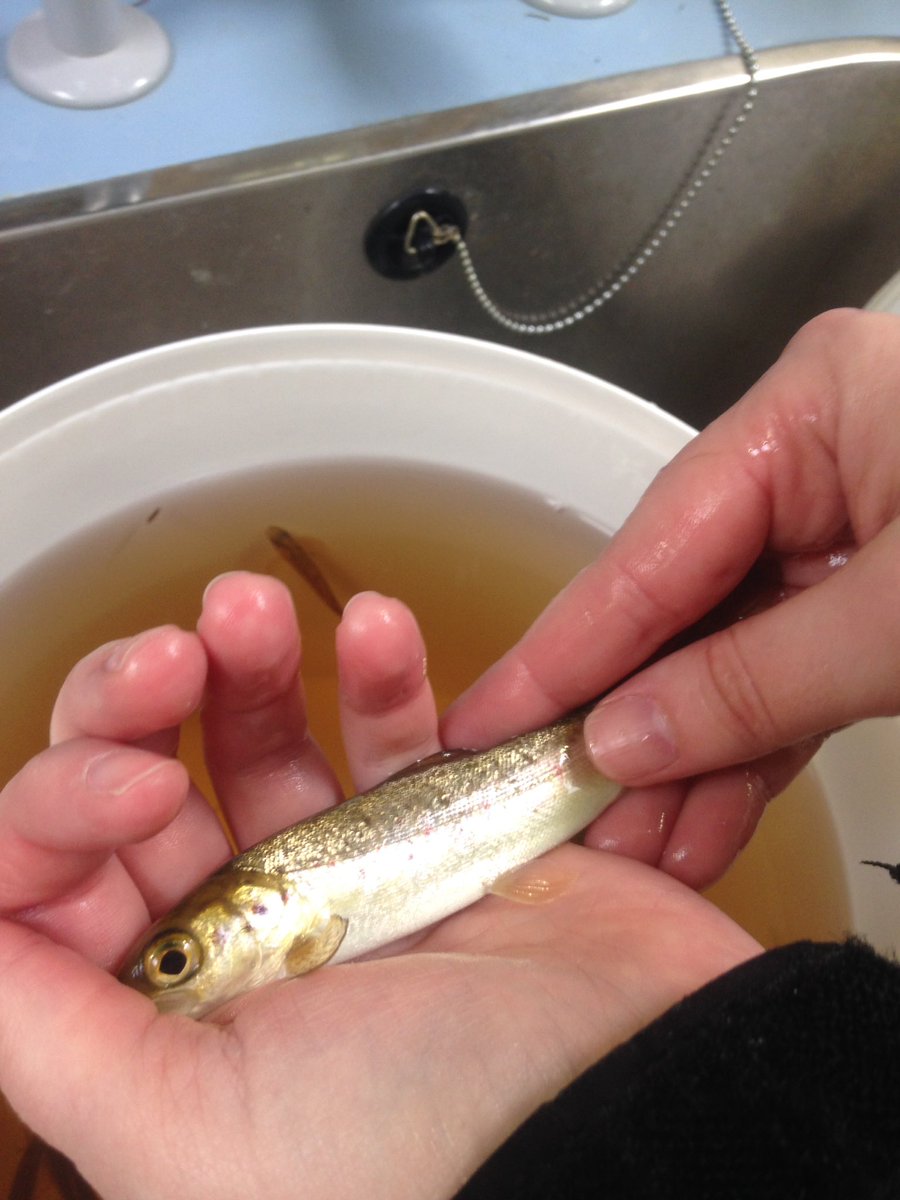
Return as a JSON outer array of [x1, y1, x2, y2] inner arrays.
[[119, 711, 621, 1018]]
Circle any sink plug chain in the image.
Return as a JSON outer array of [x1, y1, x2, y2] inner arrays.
[[403, 211, 461, 257], [449, 0, 759, 336]]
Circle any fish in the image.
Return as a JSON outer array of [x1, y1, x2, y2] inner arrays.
[[118, 710, 622, 1019], [266, 526, 345, 617]]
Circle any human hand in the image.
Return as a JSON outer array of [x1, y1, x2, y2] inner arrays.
[[443, 309, 900, 891], [0, 572, 759, 1200]]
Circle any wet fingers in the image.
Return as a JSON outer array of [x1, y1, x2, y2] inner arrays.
[[46, 622, 233, 900], [657, 739, 824, 890], [581, 738, 822, 892], [337, 592, 441, 792], [0, 739, 194, 966], [582, 781, 686, 866], [197, 572, 343, 848], [50, 625, 206, 750]]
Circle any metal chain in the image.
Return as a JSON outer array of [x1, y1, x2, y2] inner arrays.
[[454, 0, 759, 335]]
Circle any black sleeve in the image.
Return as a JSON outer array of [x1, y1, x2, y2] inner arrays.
[[455, 939, 900, 1200]]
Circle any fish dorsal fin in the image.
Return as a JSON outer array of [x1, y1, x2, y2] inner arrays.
[[382, 748, 476, 784], [285, 913, 348, 977]]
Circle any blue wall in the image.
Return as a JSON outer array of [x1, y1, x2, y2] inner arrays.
[[2, 0, 899, 201]]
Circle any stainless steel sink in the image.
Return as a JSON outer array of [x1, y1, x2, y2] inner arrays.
[[1, 38, 898, 428]]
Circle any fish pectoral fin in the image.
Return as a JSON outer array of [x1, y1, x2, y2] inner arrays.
[[488, 860, 576, 906], [285, 914, 348, 976]]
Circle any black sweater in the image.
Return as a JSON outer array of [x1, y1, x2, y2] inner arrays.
[[456, 939, 900, 1200]]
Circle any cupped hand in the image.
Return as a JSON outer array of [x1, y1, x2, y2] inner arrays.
[[443, 309, 900, 890], [0, 572, 758, 1200]]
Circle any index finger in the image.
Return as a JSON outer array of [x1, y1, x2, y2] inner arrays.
[[441, 309, 865, 748]]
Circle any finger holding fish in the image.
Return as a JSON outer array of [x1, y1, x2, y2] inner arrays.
[[652, 736, 825, 888], [442, 311, 900, 895], [581, 780, 686, 867], [577, 736, 822, 891]]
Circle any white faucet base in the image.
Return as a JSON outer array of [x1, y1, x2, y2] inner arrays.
[[7, 3, 171, 109]]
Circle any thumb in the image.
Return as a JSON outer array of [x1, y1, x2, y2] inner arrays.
[[0, 921, 154, 1177], [582, 524, 900, 784]]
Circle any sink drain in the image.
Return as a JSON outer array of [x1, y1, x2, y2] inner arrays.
[[364, 189, 468, 280]]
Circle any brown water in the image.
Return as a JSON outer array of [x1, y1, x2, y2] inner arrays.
[[0, 459, 850, 1197]]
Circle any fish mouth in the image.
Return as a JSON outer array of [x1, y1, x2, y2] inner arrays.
[[149, 988, 208, 1018], [119, 966, 211, 1018]]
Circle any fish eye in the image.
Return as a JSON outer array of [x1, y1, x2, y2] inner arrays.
[[142, 931, 202, 988]]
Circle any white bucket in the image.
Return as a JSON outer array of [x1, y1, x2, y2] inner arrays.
[[0, 324, 896, 955]]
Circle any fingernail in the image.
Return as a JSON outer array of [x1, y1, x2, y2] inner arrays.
[[84, 751, 170, 797], [585, 694, 677, 780], [738, 768, 771, 850], [104, 634, 139, 672], [104, 628, 164, 673], [202, 571, 242, 605], [341, 591, 384, 619]]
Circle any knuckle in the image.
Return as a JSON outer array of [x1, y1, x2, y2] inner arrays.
[[790, 308, 898, 401], [700, 626, 781, 756], [609, 557, 687, 646], [788, 307, 864, 357]]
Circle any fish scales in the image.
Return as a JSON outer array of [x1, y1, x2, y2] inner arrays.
[[119, 712, 622, 1018], [241, 715, 589, 871]]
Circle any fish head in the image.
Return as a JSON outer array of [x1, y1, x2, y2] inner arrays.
[[118, 868, 334, 1019]]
